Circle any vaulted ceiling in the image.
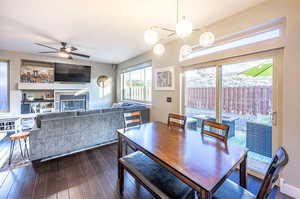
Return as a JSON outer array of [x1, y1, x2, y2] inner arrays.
[[0, 0, 266, 63]]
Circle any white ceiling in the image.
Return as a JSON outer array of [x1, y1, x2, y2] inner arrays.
[[0, 0, 266, 64]]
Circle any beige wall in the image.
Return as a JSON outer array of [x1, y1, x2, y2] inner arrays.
[[117, 0, 300, 189], [0, 50, 116, 115]]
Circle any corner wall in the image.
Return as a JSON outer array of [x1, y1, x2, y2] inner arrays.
[[0, 50, 116, 115], [117, 0, 300, 191]]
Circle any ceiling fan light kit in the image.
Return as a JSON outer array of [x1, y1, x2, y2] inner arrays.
[[36, 42, 90, 59], [144, 0, 215, 56], [58, 51, 70, 58]]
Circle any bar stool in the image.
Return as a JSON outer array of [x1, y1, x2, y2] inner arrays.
[[9, 132, 30, 165]]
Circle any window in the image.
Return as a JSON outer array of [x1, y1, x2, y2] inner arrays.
[[0, 61, 9, 112], [121, 66, 152, 103], [182, 28, 281, 61]]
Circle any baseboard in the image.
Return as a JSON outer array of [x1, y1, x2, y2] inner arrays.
[[280, 178, 300, 198]]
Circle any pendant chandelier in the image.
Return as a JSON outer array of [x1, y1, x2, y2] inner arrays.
[[144, 0, 215, 56]]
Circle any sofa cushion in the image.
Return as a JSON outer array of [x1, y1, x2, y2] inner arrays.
[[120, 151, 194, 199], [36, 112, 77, 128], [76, 109, 101, 116]]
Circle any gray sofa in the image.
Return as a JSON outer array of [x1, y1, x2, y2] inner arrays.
[[30, 105, 150, 161]]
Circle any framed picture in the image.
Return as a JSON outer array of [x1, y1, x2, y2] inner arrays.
[[154, 66, 175, 90], [20, 65, 54, 83]]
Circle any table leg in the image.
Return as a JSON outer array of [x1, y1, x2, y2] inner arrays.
[[118, 133, 124, 194], [239, 153, 247, 188], [199, 189, 212, 199]]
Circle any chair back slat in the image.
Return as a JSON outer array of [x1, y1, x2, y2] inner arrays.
[[125, 119, 142, 124], [168, 113, 186, 129], [124, 111, 141, 117], [201, 120, 229, 142], [124, 111, 142, 128], [256, 147, 289, 199]]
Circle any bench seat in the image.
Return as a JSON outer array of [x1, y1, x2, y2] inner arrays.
[[119, 151, 194, 199]]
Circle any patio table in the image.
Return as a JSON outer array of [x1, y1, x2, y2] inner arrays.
[[192, 114, 239, 138]]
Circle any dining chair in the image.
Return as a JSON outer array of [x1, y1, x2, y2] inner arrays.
[[201, 120, 230, 142], [168, 113, 187, 129], [123, 111, 142, 128], [212, 147, 289, 199], [123, 111, 142, 154]]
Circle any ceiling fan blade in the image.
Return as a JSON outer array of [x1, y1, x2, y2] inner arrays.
[[65, 46, 77, 52], [70, 52, 90, 58], [35, 43, 58, 50], [39, 51, 57, 53]]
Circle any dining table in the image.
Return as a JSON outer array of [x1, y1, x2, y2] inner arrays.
[[117, 122, 248, 199]]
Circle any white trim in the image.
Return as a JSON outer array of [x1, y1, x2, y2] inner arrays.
[[280, 178, 300, 198], [121, 100, 151, 106], [122, 60, 152, 73], [181, 28, 281, 62]]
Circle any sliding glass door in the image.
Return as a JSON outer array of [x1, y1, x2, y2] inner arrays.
[[184, 66, 216, 121], [183, 50, 282, 175], [221, 58, 273, 173]]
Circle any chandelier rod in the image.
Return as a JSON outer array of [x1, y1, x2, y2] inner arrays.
[[151, 26, 175, 33]]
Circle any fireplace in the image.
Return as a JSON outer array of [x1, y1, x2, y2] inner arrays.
[[55, 91, 89, 112]]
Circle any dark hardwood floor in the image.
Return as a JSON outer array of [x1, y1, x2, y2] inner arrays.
[[0, 143, 292, 199]]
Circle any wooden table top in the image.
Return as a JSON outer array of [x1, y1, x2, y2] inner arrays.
[[118, 122, 248, 192]]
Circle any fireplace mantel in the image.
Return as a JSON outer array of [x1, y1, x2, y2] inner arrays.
[[18, 82, 89, 90]]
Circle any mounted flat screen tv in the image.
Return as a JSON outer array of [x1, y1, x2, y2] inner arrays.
[[54, 63, 91, 83]]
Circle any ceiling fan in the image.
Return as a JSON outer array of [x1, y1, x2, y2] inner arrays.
[[36, 42, 90, 59]]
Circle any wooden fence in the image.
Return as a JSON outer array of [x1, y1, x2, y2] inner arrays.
[[186, 86, 272, 115]]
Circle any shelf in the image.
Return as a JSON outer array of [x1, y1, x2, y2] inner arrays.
[[22, 99, 54, 103], [18, 83, 89, 90]]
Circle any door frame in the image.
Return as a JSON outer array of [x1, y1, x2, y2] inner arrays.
[[181, 48, 283, 175]]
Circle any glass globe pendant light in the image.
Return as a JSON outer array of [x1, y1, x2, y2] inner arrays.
[[153, 43, 165, 56], [143, 0, 216, 56], [176, 17, 193, 38], [199, 32, 215, 47], [144, 28, 159, 45]]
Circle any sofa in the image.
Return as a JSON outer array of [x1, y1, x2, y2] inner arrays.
[[29, 104, 150, 161]]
